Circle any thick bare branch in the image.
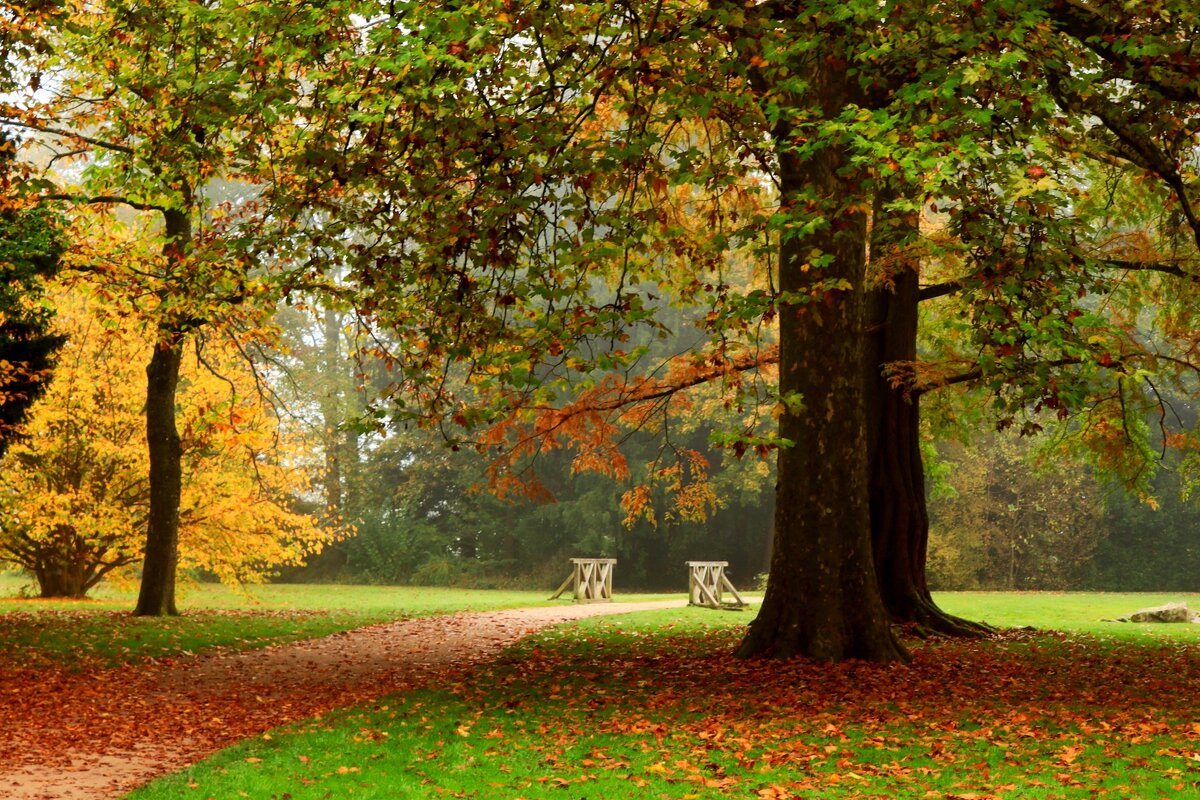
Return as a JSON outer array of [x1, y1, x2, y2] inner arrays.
[[918, 279, 966, 302], [1099, 258, 1197, 280], [918, 257, 1198, 306], [43, 193, 169, 214], [919, 356, 1085, 395]]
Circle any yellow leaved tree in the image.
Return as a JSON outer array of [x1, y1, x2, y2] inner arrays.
[[0, 286, 337, 598]]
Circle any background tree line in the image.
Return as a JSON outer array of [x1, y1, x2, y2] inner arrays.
[[7, 272, 1196, 597], [269, 299, 775, 592], [926, 427, 1200, 595]]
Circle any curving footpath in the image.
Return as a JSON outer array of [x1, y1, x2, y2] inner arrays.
[[0, 599, 687, 800]]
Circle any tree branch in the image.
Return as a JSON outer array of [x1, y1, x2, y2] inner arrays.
[[0, 119, 134, 155], [916, 356, 1084, 396], [918, 257, 1197, 307], [1098, 258, 1197, 280], [1045, 68, 1200, 252], [918, 279, 966, 302], [43, 193, 169, 214], [572, 344, 780, 413], [1047, 0, 1200, 104]]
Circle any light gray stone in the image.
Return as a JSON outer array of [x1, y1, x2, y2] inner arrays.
[[1121, 601, 1200, 623]]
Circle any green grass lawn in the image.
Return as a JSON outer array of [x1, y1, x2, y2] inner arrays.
[[936, 590, 1200, 643], [118, 591, 1200, 800], [0, 573, 676, 668], [0, 573, 569, 613]]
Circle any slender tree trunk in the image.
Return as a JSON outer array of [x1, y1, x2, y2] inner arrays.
[[1010, 542, 1017, 591], [322, 304, 343, 515], [737, 55, 905, 663], [134, 335, 183, 615], [134, 207, 190, 617], [864, 198, 989, 637]]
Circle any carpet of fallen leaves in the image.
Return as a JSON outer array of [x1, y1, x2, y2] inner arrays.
[[6, 604, 1200, 800], [0, 600, 687, 800], [430, 625, 1200, 799]]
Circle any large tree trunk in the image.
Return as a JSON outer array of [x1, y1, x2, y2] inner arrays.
[[864, 199, 989, 637], [34, 534, 88, 599], [9, 527, 130, 599], [737, 56, 905, 663], [35, 568, 85, 599], [134, 207, 190, 617]]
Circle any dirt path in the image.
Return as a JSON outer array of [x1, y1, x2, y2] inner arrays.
[[0, 600, 687, 800]]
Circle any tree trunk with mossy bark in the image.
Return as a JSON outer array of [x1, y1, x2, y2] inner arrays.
[[737, 55, 906, 664]]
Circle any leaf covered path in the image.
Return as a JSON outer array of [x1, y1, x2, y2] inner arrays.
[[0, 600, 686, 800]]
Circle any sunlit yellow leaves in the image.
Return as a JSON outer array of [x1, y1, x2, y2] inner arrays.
[[0, 285, 340, 593]]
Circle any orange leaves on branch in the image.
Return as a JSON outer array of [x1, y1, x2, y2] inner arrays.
[[618, 449, 718, 528], [473, 345, 776, 517], [485, 471, 556, 505], [476, 400, 630, 504], [620, 484, 654, 528]]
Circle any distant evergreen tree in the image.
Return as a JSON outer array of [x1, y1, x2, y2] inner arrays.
[[1086, 470, 1200, 592], [0, 133, 65, 455]]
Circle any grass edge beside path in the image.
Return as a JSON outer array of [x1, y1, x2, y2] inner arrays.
[[2, 584, 1197, 669], [0, 579, 676, 668]]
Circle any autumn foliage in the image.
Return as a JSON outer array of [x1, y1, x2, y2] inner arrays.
[[0, 287, 338, 597], [3, 0, 1200, 658]]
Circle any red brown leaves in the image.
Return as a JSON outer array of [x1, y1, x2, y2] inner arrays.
[[0, 614, 489, 796], [460, 623, 1200, 798], [8, 604, 1200, 799], [472, 344, 779, 510], [0, 601, 686, 798]]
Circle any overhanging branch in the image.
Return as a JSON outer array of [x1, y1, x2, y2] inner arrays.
[[917, 356, 1085, 396], [916, 256, 1198, 305], [44, 193, 169, 214], [1045, 69, 1200, 251], [574, 344, 780, 413], [918, 279, 966, 302], [1098, 258, 1197, 280]]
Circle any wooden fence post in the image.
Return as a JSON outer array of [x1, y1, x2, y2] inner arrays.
[[686, 561, 747, 609], [550, 558, 616, 602]]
